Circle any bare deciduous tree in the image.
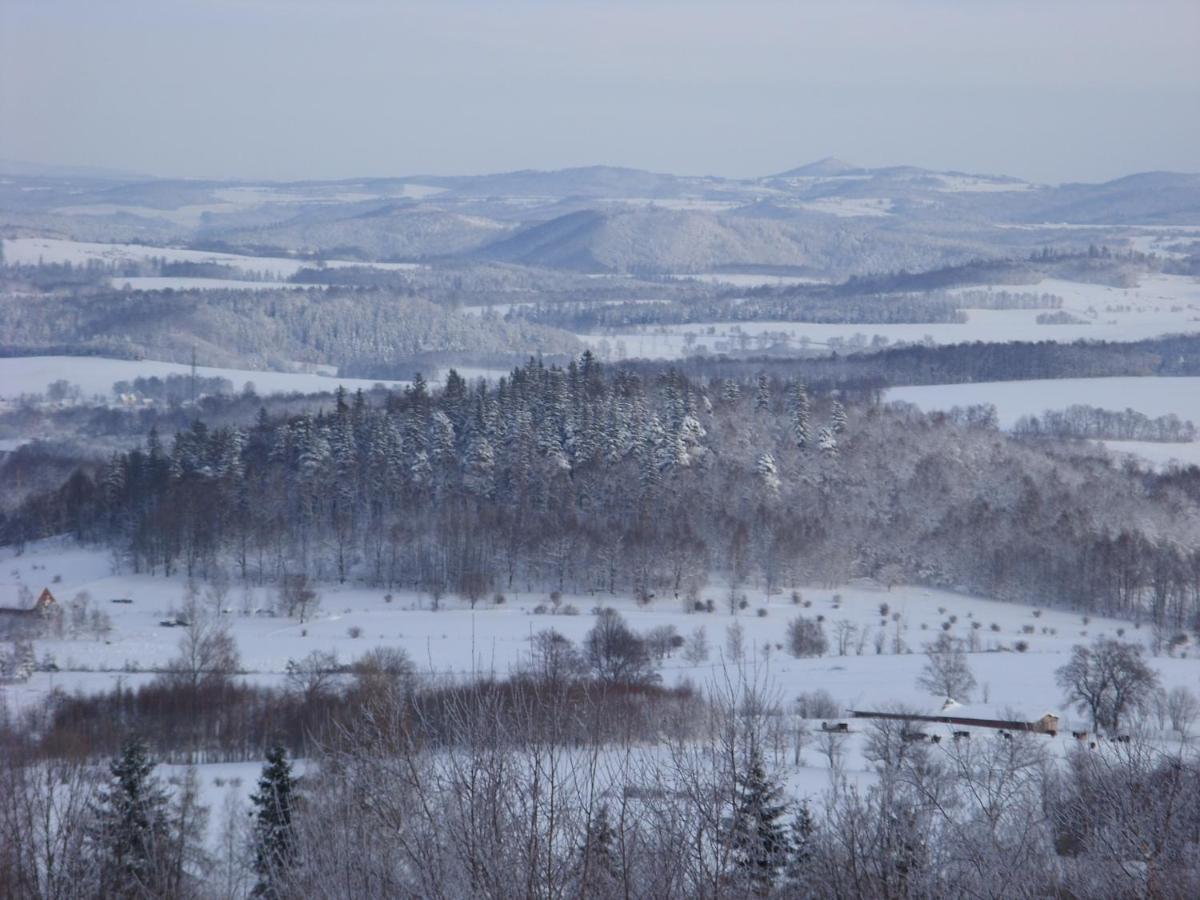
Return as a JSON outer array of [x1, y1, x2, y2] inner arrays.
[[1055, 637, 1159, 733], [916, 633, 976, 701]]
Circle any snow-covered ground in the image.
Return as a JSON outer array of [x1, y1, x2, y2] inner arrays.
[[577, 274, 1200, 360], [111, 277, 316, 292], [797, 197, 893, 217], [0, 355, 405, 400], [4, 537, 1197, 857], [2, 237, 423, 279], [1100, 440, 1200, 470], [669, 273, 828, 288], [4, 540, 1198, 737], [886, 376, 1200, 429]]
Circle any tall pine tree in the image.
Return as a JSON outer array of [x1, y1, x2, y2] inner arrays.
[[250, 744, 298, 898], [730, 747, 791, 895], [90, 739, 173, 899]]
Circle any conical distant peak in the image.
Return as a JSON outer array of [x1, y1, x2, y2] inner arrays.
[[774, 157, 860, 178]]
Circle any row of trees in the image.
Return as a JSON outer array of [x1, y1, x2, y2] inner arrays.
[[1014, 404, 1198, 443]]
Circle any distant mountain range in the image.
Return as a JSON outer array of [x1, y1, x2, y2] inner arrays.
[[3, 159, 1197, 276]]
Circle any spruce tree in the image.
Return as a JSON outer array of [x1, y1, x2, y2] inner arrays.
[[830, 399, 848, 435], [250, 744, 298, 898], [783, 801, 817, 887], [90, 739, 172, 898], [790, 382, 811, 450], [730, 748, 791, 894], [754, 373, 771, 412]]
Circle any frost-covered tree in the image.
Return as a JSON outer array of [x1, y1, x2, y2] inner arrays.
[[730, 747, 791, 893], [817, 426, 837, 457], [754, 372, 771, 412], [756, 452, 781, 496], [916, 633, 976, 701], [790, 382, 811, 449], [786, 616, 828, 658]]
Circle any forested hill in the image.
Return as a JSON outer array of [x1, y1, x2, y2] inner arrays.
[[0, 285, 581, 371], [6, 354, 1198, 627]]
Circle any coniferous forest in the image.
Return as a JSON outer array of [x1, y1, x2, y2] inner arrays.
[[7, 352, 1200, 629]]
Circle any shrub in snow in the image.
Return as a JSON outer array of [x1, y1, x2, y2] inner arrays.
[[1015, 641, 1029, 653], [795, 689, 839, 719], [347, 626, 363, 639], [786, 616, 828, 658], [756, 608, 768, 618], [533, 604, 548, 615]]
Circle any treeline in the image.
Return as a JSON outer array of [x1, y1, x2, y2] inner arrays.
[[516, 292, 970, 330], [113, 373, 236, 404], [5, 354, 1200, 626], [516, 286, 1067, 331], [636, 333, 1200, 393], [839, 247, 1167, 293], [1015, 404, 1198, 443]]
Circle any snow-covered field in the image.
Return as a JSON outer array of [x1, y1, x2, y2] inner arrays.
[[577, 274, 1200, 360], [1100, 440, 1200, 470], [669, 272, 828, 288], [111, 277, 316, 292], [4, 540, 1198, 738], [4, 536, 1198, 856], [2, 237, 423, 279], [0, 355, 405, 400], [886, 376, 1200, 429], [797, 196, 893, 217]]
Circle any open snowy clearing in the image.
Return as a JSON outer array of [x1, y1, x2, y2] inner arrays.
[[4, 540, 1198, 734], [577, 274, 1200, 360], [669, 272, 829, 288], [1100, 440, 1200, 470], [0, 356, 512, 403], [886, 376, 1200, 429], [110, 277, 317, 292], [797, 197, 894, 217], [0, 355, 405, 400], [2, 237, 424, 279]]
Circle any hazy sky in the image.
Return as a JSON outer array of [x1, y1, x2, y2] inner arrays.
[[2, 0, 1197, 183]]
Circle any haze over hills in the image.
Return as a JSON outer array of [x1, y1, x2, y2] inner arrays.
[[2, 159, 1197, 276]]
